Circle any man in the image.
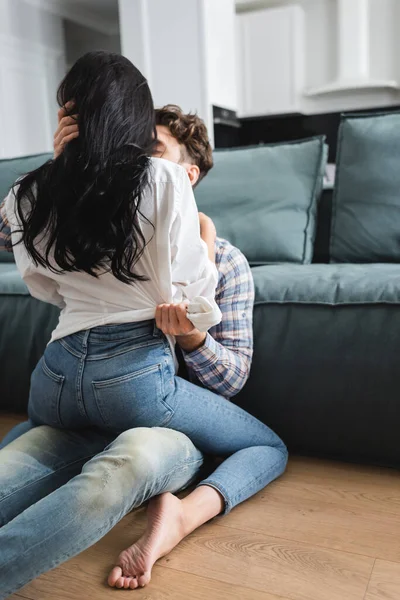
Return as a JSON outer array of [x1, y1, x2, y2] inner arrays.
[[0, 106, 278, 596]]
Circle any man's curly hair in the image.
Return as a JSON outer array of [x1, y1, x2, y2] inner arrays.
[[155, 105, 213, 185]]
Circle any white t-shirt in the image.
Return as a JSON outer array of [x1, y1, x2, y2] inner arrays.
[[4, 157, 222, 361]]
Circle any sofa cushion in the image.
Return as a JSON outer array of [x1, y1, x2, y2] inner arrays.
[[0, 153, 52, 202], [331, 112, 400, 263], [0, 252, 15, 263], [0, 153, 52, 265], [195, 138, 327, 266]]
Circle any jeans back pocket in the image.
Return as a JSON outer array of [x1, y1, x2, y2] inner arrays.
[[28, 358, 65, 427], [92, 360, 174, 431]]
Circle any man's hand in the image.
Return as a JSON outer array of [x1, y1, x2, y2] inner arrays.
[[156, 303, 207, 352], [53, 103, 79, 159]]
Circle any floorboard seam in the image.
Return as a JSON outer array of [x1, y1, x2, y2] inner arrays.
[[363, 558, 377, 600]]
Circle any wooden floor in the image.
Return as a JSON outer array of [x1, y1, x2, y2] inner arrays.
[[2, 414, 400, 600]]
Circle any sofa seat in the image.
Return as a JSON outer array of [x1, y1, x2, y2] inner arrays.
[[0, 263, 59, 413], [252, 263, 400, 305], [234, 263, 400, 466]]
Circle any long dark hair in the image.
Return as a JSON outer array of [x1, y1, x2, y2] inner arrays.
[[13, 51, 156, 283]]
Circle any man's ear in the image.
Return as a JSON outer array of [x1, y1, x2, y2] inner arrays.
[[186, 164, 200, 187]]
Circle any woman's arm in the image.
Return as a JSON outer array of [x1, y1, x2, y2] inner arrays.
[[154, 212, 217, 349], [170, 169, 222, 332]]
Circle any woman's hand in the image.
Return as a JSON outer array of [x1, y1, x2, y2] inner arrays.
[[53, 103, 79, 159], [156, 303, 207, 352]]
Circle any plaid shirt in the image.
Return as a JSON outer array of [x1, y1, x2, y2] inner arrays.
[[1, 200, 254, 397], [0, 201, 12, 252], [182, 237, 254, 398]]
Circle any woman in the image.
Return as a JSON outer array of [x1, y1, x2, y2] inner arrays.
[[2, 52, 287, 591]]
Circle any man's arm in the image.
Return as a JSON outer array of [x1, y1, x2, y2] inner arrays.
[[156, 243, 254, 398], [181, 243, 254, 398], [199, 212, 216, 263]]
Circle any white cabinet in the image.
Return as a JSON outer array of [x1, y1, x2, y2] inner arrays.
[[237, 5, 305, 118], [203, 0, 237, 113]]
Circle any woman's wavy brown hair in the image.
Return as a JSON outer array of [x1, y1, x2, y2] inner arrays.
[[155, 105, 213, 186]]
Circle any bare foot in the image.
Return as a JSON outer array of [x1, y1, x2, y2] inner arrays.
[[107, 492, 187, 589]]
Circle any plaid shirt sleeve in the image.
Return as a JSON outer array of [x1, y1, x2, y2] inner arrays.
[[0, 200, 13, 252], [182, 239, 254, 398]]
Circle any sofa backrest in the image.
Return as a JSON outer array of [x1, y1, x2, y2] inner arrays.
[[0, 153, 53, 202], [0, 150, 334, 266], [195, 138, 327, 266], [0, 153, 53, 263]]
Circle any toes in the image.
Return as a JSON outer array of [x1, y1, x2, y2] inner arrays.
[[130, 578, 139, 589], [114, 576, 139, 590], [109, 564, 140, 590], [116, 577, 125, 589], [138, 571, 151, 588], [123, 578, 132, 589], [108, 566, 123, 587]]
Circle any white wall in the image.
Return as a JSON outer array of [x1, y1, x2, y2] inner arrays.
[[0, 0, 66, 158], [118, 0, 149, 77], [0, 0, 65, 50]]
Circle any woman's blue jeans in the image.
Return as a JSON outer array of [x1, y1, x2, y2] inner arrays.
[[0, 320, 287, 598], [28, 320, 287, 511]]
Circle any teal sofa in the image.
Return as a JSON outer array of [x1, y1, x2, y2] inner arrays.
[[1, 126, 400, 466]]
